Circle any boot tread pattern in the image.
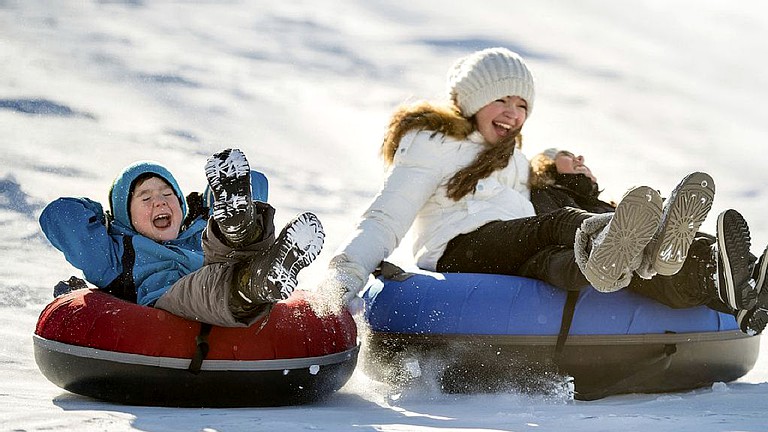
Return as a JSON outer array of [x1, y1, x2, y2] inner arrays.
[[584, 186, 662, 291], [205, 148, 252, 231], [716, 209, 755, 310], [651, 172, 715, 276], [264, 212, 325, 301], [739, 246, 768, 335]]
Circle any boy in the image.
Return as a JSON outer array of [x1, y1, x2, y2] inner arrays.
[[40, 149, 324, 327]]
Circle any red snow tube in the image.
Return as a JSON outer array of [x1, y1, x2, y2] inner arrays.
[[34, 288, 358, 407]]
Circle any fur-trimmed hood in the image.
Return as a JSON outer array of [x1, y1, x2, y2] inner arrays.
[[333, 99, 535, 283], [381, 102, 473, 165]]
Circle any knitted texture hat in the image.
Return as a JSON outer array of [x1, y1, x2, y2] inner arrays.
[[447, 47, 535, 118], [541, 147, 560, 161]]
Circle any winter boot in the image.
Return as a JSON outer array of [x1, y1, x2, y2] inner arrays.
[[665, 236, 720, 306], [737, 245, 768, 335], [576, 186, 662, 292], [643, 172, 715, 277], [715, 209, 756, 310], [234, 212, 325, 305], [205, 148, 262, 247]]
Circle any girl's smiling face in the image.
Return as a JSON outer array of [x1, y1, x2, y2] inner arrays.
[[129, 176, 183, 242], [475, 95, 528, 144]]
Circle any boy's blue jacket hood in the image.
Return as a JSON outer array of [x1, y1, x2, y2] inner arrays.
[[109, 161, 187, 231], [41, 160, 204, 306]]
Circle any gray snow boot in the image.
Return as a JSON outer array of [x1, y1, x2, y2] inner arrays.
[[575, 186, 662, 292], [641, 172, 715, 277]]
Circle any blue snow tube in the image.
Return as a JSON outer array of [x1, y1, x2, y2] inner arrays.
[[361, 269, 759, 400]]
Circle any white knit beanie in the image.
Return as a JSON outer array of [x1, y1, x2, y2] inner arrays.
[[447, 47, 536, 118], [541, 147, 560, 161]]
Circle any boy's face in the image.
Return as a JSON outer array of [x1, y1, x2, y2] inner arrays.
[[129, 176, 183, 242]]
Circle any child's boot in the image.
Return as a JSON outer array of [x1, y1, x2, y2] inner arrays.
[[234, 212, 325, 305], [205, 148, 262, 247]]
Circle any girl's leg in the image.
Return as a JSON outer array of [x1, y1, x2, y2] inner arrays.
[[515, 237, 723, 308], [437, 207, 590, 274], [439, 187, 663, 292], [627, 237, 717, 308], [516, 246, 590, 291]]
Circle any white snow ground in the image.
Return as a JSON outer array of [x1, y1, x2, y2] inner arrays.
[[2, 1, 768, 431]]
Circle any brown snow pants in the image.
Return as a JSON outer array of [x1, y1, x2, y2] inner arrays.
[[154, 202, 276, 327]]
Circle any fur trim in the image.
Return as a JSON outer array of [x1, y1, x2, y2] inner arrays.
[[528, 152, 558, 190], [575, 213, 636, 292], [381, 101, 473, 165], [574, 213, 611, 276]]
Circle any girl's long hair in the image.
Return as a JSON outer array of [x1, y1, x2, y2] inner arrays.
[[444, 129, 521, 200], [380, 101, 522, 201]]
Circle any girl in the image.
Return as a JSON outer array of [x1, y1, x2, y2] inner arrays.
[[320, 48, 715, 311]]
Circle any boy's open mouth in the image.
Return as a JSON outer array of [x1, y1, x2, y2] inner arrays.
[[153, 213, 172, 229]]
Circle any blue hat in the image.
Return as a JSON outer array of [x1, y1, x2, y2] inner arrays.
[[108, 161, 186, 230]]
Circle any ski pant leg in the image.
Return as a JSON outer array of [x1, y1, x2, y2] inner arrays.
[[625, 235, 720, 309], [626, 274, 710, 308], [154, 202, 277, 327], [436, 207, 590, 275], [516, 246, 590, 291], [507, 232, 729, 311]]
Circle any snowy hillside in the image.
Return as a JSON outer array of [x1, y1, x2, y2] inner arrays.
[[2, 1, 768, 431]]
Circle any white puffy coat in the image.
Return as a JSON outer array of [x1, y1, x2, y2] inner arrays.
[[332, 128, 535, 290]]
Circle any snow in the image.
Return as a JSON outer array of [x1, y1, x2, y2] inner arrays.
[[2, 0, 768, 430]]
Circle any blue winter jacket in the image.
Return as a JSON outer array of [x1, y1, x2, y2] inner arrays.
[[39, 161, 268, 306]]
